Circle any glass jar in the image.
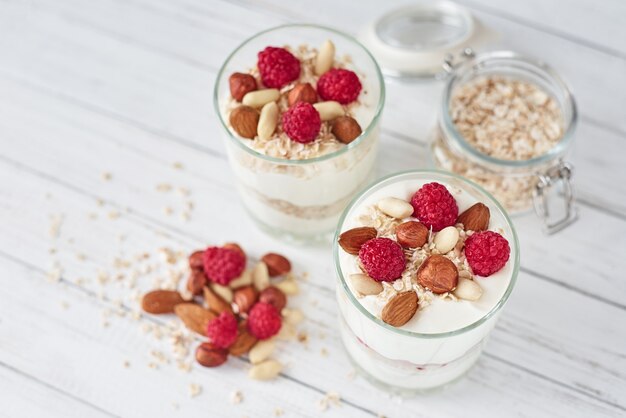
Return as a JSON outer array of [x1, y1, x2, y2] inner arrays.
[[214, 25, 385, 243], [432, 50, 578, 234], [334, 170, 520, 394]]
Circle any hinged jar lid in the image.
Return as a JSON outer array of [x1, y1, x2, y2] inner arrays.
[[360, 2, 475, 79]]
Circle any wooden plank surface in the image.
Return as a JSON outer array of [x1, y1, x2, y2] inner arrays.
[[1, 0, 625, 417]]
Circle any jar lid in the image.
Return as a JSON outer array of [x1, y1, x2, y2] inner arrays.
[[360, 2, 475, 78]]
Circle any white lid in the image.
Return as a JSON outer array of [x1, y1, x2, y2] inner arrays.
[[360, 2, 475, 78]]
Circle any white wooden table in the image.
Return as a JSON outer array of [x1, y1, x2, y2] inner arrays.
[[1, 0, 625, 417]]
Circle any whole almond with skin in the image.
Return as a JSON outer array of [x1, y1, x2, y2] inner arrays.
[[229, 105, 259, 139], [258, 286, 287, 311], [242, 88, 280, 108], [396, 221, 429, 248], [381, 291, 418, 327], [315, 40, 335, 75], [229, 72, 257, 102], [338, 227, 377, 255], [457, 203, 490, 231], [417, 255, 459, 294], [229, 321, 258, 356], [233, 285, 258, 314], [313, 101, 344, 121], [196, 342, 228, 368], [257, 101, 279, 141], [186, 269, 207, 295], [174, 303, 216, 336], [203, 286, 233, 314], [141, 290, 184, 314], [332, 116, 362, 144], [261, 253, 291, 277], [350, 273, 383, 296], [188, 250, 204, 270], [288, 83, 317, 106]]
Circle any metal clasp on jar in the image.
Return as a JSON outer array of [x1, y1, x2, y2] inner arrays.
[[533, 161, 578, 234], [438, 48, 475, 79]]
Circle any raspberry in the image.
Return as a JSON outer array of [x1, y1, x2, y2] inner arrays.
[[247, 302, 282, 340], [257, 47, 300, 88], [358, 238, 406, 282], [206, 311, 238, 349], [202, 246, 246, 286], [317, 68, 362, 104], [410, 183, 459, 232], [282, 102, 321, 143], [465, 231, 510, 277]]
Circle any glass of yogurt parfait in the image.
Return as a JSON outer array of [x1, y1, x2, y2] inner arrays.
[[333, 170, 519, 393], [214, 25, 385, 243]]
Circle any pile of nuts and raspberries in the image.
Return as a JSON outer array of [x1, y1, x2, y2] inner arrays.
[[141, 244, 301, 380], [227, 39, 365, 147], [338, 182, 511, 327]]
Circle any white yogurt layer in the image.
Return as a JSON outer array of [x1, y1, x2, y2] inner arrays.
[[339, 177, 515, 334]]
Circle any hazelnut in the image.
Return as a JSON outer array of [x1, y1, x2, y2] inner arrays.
[[416, 255, 458, 294], [261, 253, 291, 277], [233, 285, 258, 314], [288, 83, 317, 106], [196, 342, 228, 367], [258, 286, 287, 311], [395, 221, 428, 248], [229, 72, 257, 102], [186, 269, 207, 295], [188, 250, 204, 270], [332, 116, 362, 143]]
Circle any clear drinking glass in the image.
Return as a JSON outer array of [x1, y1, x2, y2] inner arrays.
[[333, 170, 520, 394], [214, 24, 385, 243]]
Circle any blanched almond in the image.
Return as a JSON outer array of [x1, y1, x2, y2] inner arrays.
[[249, 339, 275, 364], [275, 278, 299, 295], [248, 359, 282, 380], [453, 278, 483, 301], [242, 88, 280, 108], [349, 273, 383, 296], [434, 226, 459, 254], [252, 262, 270, 291], [281, 308, 304, 325], [211, 283, 233, 303], [315, 40, 335, 75], [313, 101, 344, 121], [257, 101, 278, 140], [377, 197, 413, 219], [229, 269, 252, 288]]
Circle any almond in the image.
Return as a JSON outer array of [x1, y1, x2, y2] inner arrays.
[[174, 303, 216, 336], [257, 101, 279, 141], [457, 203, 490, 231], [248, 359, 282, 380], [261, 253, 291, 277], [229, 72, 257, 102], [224, 242, 246, 261], [203, 286, 233, 314], [288, 83, 317, 106], [252, 262, 270, 291], [315, 40, 335, 75], [281, 308, 304, 325], [332, 116, 362, 144], [211, 283, 233, 303], [453, 278, 483, 301], [259, 286, 287, 311], [275, 278, 299, 295], [196, 342, 228, 367], [229, 105, 259, 139], [229, 321, 258, 356], [186, 269, 207, 295], [381, 291, 418, 327], [229, 269, 252, 288], [233, 285, 258, 314], [313, 101, 344, 121], [188, 250, 204, 270], [434, 226, 459, 254], [141, 290, 184, 314], [242, 88, 280, 108], [249, 340, 275, 364], [416, 255, 459, 294], [338, 227, 377, 255], [349, 273, 383, 296], [377, 197, 413, 219], [395, 221, 428, 248]]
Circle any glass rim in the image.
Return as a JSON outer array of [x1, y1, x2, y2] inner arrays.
[[332, 169, 520, 339], [440, 50, 578, 169], [213, 23, 386, 165]]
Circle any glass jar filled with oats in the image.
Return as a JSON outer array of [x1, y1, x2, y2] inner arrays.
[[432, 50, 578, 233]]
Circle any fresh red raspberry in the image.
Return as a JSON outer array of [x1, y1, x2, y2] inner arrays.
[[257, 47, 301, 88], [247, 302, 282, 340], [410, 183, 459, 232], [358, 238, 406, 282], [465, 231, 510, 277], [206, 312, 238, 349], [202, 246, 246, 286], [317, 68, 362, 104], [282, 102, 321, 143]]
